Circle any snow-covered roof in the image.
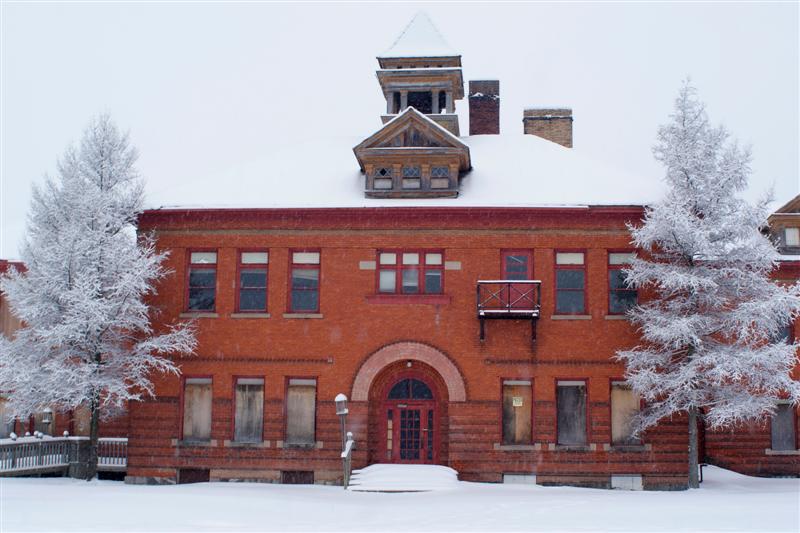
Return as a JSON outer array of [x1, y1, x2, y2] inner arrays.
[[145, 132, 661, 211], [378, 12, 458, 59]]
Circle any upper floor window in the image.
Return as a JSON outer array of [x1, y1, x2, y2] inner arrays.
[[237, 251, 268, 312], [377, 250, 443, 295], [608, 252, 637, 315], [187, 251, 217, 312], [555, 251, 585, 314], [502, 250, 532, 280], [785, 227, 800, 247], [290, 251, 320, 313]]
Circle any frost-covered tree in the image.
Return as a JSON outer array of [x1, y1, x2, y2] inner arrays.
[[0, 115, 196, 479], [617, 82, 800, 489]]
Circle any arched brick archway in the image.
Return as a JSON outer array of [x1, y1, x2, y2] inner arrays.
[[351, 342, 466, 402]]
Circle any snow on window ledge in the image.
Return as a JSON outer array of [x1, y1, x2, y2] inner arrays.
[[493, 443, 541, 452]]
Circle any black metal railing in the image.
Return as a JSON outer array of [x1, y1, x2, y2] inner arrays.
[[477, 280, 542, 346], [477, 280, 541, 316]]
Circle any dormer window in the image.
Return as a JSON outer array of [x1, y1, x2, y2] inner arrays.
[[785, 227, 799, 247], [402, 166, 421, 189], [430, 166, 450, 189], [373, 167, 394, 190]]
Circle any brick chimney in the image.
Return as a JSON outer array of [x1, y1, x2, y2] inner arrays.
[[469, 80, 500, 135], [523, 108, 573, 148]]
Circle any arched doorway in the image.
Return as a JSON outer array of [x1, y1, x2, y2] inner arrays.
[[382, 374, 438, 464]]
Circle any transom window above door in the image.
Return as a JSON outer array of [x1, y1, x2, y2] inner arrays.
[[387, 378, 433, 400]]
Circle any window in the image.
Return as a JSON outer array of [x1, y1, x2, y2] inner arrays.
[[402, 167, 422, 189], [611, 381, 640, 445], [430, 166, 450, 189], [771, 403, 797, 451], [773, 320, 794, 344], [290, 251, 320, 312], [187, 251, 217, 311], [502, 380, 532, 445], [377, 250, 443, 295], [237, 251, 268, 312], [373, 167, 393, 190], [785, 227, 800, 247], [0, 399, 14, 438], [557, 380, 587, 446], [285, 378, 316, 445], [387, 378, 433, 399], [555, 252, 585, 314], [503, 251, 532, 280], [608, 252, 637, 314], [183, 377, 212, 442], [234, 378, 264, 443]]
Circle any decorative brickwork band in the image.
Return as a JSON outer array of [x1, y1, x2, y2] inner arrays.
[[351, 341, 467, 401]]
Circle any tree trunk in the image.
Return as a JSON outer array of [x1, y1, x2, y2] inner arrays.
[[86, 391, 100, 481], [688, 406, 700, 489]]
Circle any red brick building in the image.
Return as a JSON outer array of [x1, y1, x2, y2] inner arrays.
[[125, 13, 799, 487]]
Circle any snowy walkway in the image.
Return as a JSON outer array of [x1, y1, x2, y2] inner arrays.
[[1, 466, 798, 532]]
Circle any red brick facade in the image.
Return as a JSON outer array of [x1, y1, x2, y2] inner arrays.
[[126, 206, 775, 488]]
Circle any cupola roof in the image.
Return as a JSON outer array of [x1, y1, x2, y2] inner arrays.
[[378, 12, 458, 60]]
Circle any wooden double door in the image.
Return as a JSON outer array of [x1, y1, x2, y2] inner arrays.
[[383, 377, 437, 464]]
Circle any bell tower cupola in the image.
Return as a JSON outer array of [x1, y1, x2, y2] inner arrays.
[[376, 12, 464, 136]]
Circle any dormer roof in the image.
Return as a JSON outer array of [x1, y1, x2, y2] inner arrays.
[[353, 107, 471, 172], [378, 12, 459, 61]]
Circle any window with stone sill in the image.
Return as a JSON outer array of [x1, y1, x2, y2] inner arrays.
[[377, 250, 444, 295], [771, 403, 797, 451], [186, 251, 217, 312]]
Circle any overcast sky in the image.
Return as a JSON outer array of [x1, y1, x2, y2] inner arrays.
[[1, 1, 798, 258]]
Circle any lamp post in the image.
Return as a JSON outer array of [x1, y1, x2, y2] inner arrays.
[[335, 393, 348, 452]]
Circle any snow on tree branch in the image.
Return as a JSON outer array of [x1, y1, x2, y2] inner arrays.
[[0, 114, 196, 421], [616, 81, 800, 433]]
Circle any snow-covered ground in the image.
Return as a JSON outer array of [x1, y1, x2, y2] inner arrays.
[[1, 466, 797, 532]]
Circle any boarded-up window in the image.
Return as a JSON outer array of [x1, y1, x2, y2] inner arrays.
[[286, 378, 316, 445], [0, 399, 14, 438], [502, 380, 532, 445], [557, 381, 587, 446], [771, 403, 797, 451], [611, 382, 640, 445], [33, 410, 55, 435], [234, 378, 264, 442], [72, 405, 91, 436], [183, 378, 212, 441]]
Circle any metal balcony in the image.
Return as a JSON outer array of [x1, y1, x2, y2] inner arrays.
[[476, 280, 542, 346]]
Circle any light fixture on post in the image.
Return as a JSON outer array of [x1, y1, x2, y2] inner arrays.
[[335, 393, 348, 451]]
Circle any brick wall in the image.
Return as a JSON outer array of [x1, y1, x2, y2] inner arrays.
[[127, 207, 799, 486], [469, 80, 499, 135], [523, 108, 573, 148]]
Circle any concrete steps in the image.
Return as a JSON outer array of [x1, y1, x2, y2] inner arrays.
[[347, 464, 459, 492]]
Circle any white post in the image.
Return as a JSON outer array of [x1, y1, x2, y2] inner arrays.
[[446, 91, 453, 113], [400, 91, 408, 111]]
